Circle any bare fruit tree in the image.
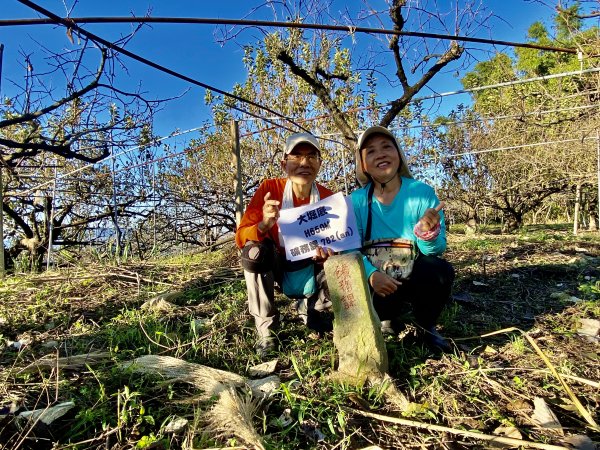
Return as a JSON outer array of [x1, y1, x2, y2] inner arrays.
[[243, 0, 491, 146], [1, 32, 166, 270]]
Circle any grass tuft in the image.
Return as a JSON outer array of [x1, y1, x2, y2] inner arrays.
[[1, 230, 599, 448]]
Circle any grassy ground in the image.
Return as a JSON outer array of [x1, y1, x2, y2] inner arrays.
[[0, 225, 599, 449]]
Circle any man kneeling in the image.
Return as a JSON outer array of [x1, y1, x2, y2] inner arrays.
[[235, 133, 334, 357]]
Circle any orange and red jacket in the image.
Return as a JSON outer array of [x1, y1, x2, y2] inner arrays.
[[235, 178, 334, 251]]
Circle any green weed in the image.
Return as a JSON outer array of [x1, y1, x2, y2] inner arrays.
[[578, 278, 600, 300], [509, 335, 526, 354], [2, 230, 599, 449]]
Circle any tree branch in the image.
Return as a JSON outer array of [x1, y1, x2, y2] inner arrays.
[[381, 41, 463, 127], [276, 49, 355, 141], [0, 137, 110, 164], [315, 67, 349, 82], [2, 200, 34, 239], [389, 0, 410, 91], [0, 49, 106, 129]]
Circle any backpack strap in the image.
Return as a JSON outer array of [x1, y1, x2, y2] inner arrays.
[[365, 182, 375, 242]]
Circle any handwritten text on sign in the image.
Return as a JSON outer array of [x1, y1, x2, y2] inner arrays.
[[278, 192, 361, 261]]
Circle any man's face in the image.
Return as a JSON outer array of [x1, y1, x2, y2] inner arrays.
[[360, 134, 400, 180], [281, 143, 322, 186]]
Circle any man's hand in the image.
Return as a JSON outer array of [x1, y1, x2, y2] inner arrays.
[[369, 271, 402, 297], [416, 201, 445, 232], [258, 192, 280, 233], [312, 246, 334, 263]]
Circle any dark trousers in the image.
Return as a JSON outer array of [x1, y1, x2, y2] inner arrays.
[[372, 255, 454, 328]]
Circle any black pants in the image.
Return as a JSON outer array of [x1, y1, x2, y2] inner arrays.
[[372, 255, 454, 328]]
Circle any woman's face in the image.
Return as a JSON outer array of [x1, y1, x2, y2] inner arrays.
[[361, 134, 400, 181]]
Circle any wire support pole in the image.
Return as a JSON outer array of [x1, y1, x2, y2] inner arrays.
[[152, 160, 157, 253], [0, 164, 4, 278], [597, 130, 600, 231], [0, 16, 580, 54], [231, 120, 243, 228], [339, 143, 349, 196], [46, 161, 58, 271], [110, 136, 122, 262], [0, 43, 5, 278]]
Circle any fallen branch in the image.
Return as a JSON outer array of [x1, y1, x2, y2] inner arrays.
[[30, 275, 102, 283], [52, 427, 120, 449], [447, 367, 599, 389], [19, 351, 112, 374], [291, 392, 570, 450], [348, 407, 570, 450], [138, 315, 173, 350], [107, 272, 175, 286], [29, 272, 175, 286], [481, 327, 599, 431]]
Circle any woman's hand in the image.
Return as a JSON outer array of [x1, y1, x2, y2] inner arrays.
[[369, 271, 402, 297], [416, 201, 444, 232]]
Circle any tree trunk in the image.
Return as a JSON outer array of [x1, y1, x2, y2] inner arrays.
[[573, 183, 581, 235], [532, 207, 540, 225], [589, 214, 598, 231], [502, 211, 522, 233], [30, 245, 45, 272], [465, 206, 478, 235], [587, 187, 598, 231]]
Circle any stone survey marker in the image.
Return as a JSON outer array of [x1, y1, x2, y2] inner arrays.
[[324, 251, 388, 382]]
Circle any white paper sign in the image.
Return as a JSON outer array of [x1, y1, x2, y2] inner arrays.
[[277, 192, 361, 261]]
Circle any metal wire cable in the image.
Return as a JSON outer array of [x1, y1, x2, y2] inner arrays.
[[0, 15, 579, 54], [450, 135, 599, 158], [15, 0, 310, 135]]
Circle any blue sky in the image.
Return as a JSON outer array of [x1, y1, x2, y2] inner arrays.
[[1, 1, 562, 138]]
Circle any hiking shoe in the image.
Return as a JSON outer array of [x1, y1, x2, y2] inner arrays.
[[381, 319, 406, 336], [419, 326, 453, 353], [381, 320, 396, 336], [255, 336, 277, 358], [307, 310, 333, 333]]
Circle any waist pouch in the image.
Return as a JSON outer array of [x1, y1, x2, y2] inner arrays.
[[362, 238, 418, 280], [282, 257, 316, 297], [283, 257, 314, 273]]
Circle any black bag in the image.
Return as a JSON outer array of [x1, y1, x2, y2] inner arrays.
[[241, 240, 276, 274]]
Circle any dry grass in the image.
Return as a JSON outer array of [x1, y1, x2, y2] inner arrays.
[[0, 225, 598, 449]]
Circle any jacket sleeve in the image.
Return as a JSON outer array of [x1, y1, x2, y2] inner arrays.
[[235, 182, 268, 248]]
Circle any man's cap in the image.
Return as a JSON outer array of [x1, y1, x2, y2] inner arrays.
[[355, 125, 413, 186], [284, 132, 321, 155]]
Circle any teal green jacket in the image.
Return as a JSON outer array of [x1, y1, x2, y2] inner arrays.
[[350, 177, 447, 280]]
